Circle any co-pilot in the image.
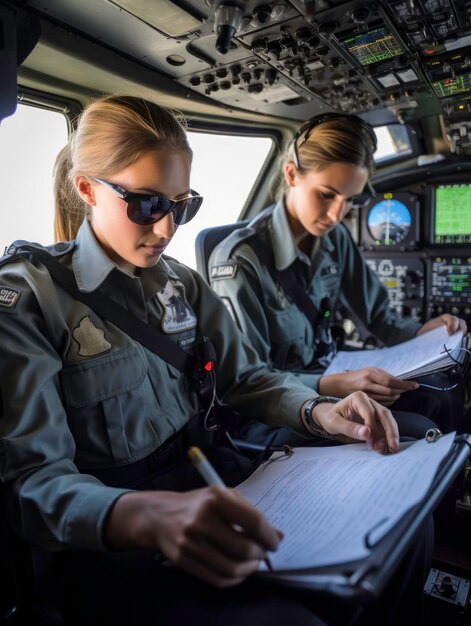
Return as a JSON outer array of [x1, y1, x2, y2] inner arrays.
[[210, 113, 466, 446]]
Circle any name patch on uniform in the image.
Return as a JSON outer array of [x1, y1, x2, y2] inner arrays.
[[0, 286, 21, 308], [211, 262, 237, 280]]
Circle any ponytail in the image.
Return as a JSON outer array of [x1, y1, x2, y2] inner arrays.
[[53, 141, 87, 242]]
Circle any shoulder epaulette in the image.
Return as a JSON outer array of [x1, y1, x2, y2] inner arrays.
[[212, 205, 275, 264], [0, 240, 76, 268]]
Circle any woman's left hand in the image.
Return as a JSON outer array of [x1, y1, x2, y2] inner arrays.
[[416, 313, 467, 336]]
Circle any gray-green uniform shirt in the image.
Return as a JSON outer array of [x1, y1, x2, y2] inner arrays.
[[0, 218, 318, 552], [209, 201, 421, 391]]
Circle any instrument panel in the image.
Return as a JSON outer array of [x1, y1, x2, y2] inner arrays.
[[358, 181, 471, 329], [27, 0, 471, 150]]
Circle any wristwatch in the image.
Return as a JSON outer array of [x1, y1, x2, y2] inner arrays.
[[302, 396, 341, 438]]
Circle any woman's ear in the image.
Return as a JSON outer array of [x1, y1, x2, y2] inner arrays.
[[284, 161, 299, 188], [74, 176, 96, 206]]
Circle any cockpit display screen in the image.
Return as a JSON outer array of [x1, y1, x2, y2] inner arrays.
[[340, 27, 404, 66], [433, 183, 471, 244], [431, 72, 471, 98]]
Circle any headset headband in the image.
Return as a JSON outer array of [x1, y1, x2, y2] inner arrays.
[[291, 113, 377, 171]]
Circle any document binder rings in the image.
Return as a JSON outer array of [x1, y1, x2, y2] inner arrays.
[[239, 432, 471, 603]]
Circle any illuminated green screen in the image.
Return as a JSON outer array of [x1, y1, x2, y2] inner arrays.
[[341, 27, 403, 66], [434, 184, 471, 244], [432, 72, 471, 98]]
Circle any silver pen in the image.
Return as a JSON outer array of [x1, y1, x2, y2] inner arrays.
[[188, 446, 274, 572]]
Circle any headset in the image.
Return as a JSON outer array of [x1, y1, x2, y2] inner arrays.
[[290, 112, 378, 209]]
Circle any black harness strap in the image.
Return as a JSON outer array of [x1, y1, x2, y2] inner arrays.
[[251, 240, 320, 328], [16, 246, 197, 377]]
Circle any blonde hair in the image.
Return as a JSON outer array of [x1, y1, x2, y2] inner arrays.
[[53, 95, 191, 242], [277, 116, 375, 199]]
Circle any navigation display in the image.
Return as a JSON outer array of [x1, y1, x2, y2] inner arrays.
[[432, 72, 471, 98], [340, 27, 404, 66], [433, 183, 471, 244]]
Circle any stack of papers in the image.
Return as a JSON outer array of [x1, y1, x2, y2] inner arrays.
[[323, 326, 465, 379], [237, 433, 456, 572]]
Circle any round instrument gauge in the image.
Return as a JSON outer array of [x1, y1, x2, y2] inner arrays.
[[367, 199, 412, 245]]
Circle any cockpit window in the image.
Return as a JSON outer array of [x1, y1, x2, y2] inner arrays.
[[165, 131, 273, 268], [0, 103, 68, 253], [373, 124, 413, 164]]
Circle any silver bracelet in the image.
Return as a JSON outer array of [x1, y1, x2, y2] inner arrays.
[[303, 396, 341, 438]]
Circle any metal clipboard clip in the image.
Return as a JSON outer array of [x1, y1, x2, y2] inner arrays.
[[262, 445, 294, 470], [425, 428, 443, 443]]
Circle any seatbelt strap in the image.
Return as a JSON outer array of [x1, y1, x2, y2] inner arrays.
[[17, 246, 197, 377], [253, 241, 320, 327]]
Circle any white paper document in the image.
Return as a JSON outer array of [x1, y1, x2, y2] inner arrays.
[[323, 326, 464, 379], [237, 433, 455, 571]]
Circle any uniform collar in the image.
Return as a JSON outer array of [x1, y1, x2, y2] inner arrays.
[[72, 219, 138, 292], [270, 201, 335, 271], [72, 219, 181, 299], [271, 200, 303, 270]]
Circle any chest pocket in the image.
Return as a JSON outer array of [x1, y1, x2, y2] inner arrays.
[[317, 273, 341, 303], [269, 305, 311, 370], [59, 346, 155, 468]]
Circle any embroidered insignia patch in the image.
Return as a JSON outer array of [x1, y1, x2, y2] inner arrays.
[[0, 286, 21, 308], [275, 285, 289, 309], [320, 263, 339, 277], [157, 279, 197, 334], [210, 262, 237, 280], [72, 316, 112, 356]]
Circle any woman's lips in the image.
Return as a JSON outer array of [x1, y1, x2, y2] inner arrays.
[[142, 243, 167, 255]]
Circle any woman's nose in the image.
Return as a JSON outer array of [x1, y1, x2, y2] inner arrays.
[[153, 211, 176, 239], [327, 199, 346, 224]]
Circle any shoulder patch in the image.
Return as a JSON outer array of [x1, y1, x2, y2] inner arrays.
[[0, 286, 21, 308], [211, 262, 237, 280]]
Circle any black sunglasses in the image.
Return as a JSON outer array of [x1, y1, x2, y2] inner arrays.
[[291, 113, 378, 209], [91, 177, 203, 226]]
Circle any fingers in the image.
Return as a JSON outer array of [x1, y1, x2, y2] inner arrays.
[[215, 488, 282, 552], [176, 545, 259, 588], [367, 369, 418, 392], [418, 314, 466, 336], [147, 489, 282, 587], [443, 314, 461, 334], [369, 402, 400, 453], [369, 394, 400, 405], [316, 392, 399, 454]]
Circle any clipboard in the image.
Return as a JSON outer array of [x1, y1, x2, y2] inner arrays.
[[257, 432, 471, 603]]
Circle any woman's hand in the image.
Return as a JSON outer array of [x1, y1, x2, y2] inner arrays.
[[318, 368, 418, 405], [311, 391, 400, 455], [105, 487, 282, 588], [417, 313, 467, 336]]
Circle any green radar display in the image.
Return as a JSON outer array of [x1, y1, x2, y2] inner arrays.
[[434, 184, 471, 245]]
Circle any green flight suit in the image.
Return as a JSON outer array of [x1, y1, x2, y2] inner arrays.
[[0, 218, 318, 552], [209, 201, 422, 392]]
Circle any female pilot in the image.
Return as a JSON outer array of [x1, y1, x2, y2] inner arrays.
[[210, 113, 466, 443], [0, 97, 428, 625]]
